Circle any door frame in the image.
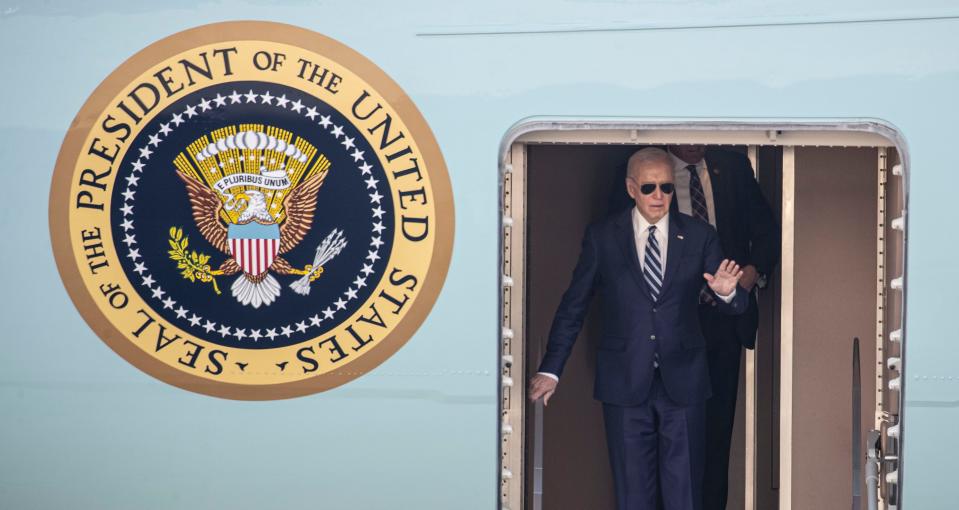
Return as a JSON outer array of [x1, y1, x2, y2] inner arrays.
[[496, 119, 909, 510]]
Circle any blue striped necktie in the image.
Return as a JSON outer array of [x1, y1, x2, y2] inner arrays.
[[687, 164, 710, 223], [643, 225, 663, 301]]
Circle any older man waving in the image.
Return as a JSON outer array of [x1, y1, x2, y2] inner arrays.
[[529, 147, 748, 510]]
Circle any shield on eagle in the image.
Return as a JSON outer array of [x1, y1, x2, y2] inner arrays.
[[227, 223, 281, 277]]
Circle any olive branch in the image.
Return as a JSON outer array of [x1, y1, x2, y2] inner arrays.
[[167, 227, 223, 295]]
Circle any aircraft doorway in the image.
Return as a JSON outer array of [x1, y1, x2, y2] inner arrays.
[[498, 123, 906, 510]]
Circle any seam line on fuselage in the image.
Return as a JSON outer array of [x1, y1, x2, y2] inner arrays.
[[417, 14, 959, 37]]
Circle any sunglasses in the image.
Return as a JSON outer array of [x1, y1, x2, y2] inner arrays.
[[639, 183, 675, 195]]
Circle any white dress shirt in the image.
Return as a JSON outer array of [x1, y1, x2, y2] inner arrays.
[[670, 153, 716, 227], [633, 208, 669, 273], [537, 208, 735, 383]]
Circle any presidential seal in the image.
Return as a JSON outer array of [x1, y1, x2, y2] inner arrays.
[[50, 22, 453, 399]]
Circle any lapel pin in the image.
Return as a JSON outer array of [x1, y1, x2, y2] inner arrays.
[[677, 235, 684, 240]]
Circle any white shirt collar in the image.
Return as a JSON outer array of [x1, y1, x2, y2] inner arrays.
[[632, 208, 669, 236], [670, 152, 704, 172]]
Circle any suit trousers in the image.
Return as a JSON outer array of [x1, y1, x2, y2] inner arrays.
[[603, 369, 706, 510], [700, 305, 744, 510]]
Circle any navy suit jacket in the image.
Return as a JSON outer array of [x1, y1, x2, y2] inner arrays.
[[696, 150, 779, 349], [537, 209, 748, 406]]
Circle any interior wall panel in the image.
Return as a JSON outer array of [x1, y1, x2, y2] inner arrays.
[[789, 147, 879, 509]]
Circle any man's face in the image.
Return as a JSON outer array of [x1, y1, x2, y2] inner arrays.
[[669, 145, 706, 165], [626, 162, 674, 223]]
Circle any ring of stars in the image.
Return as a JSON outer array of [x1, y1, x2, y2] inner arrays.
[[117, 87, 391, 343]]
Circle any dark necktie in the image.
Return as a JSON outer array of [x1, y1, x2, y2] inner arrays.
[[686, 164, 709, 223]]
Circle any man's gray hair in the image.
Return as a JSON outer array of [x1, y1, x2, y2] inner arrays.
[[627, 147, 672, 179]]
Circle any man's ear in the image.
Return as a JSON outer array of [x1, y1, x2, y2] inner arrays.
[[625, 179, 636, 199]]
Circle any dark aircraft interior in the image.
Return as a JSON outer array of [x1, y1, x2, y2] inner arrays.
[[517, 141, 904, 509]]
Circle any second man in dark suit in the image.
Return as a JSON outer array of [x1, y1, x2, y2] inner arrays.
[[667, 145, 780, 510]]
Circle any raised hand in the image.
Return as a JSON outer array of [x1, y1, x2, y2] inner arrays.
[[703, 259, 743, 297]]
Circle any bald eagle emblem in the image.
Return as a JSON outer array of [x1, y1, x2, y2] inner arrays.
[[170, 125, 347, 308]]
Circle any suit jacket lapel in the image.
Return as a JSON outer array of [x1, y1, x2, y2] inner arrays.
[[614, 208, 651, 295], [705, 154, 730, 237], [659, 213, 687, 297]]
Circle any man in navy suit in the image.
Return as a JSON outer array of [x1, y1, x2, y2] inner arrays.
[[529, 147, 748, 510]]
